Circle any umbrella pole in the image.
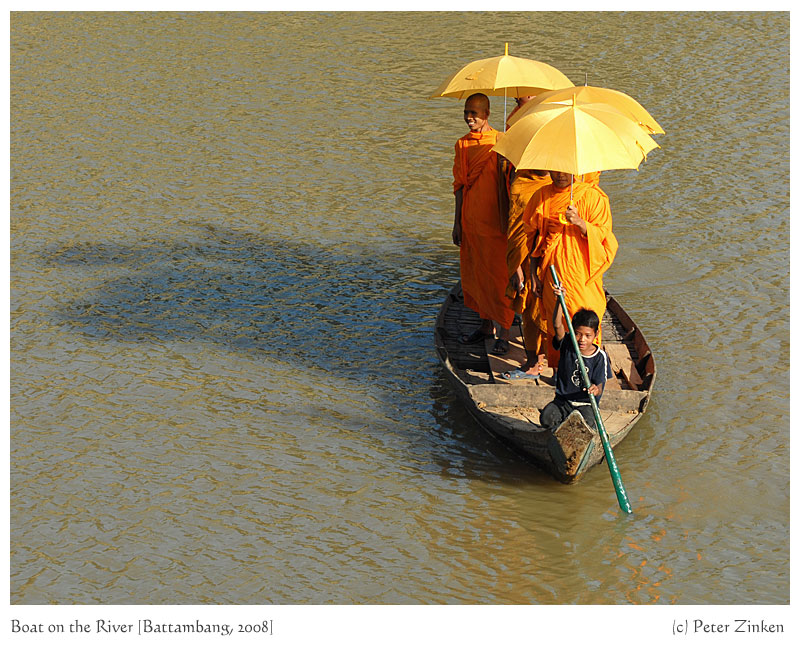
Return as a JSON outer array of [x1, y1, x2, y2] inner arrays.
[[503, 43, 509, 131], [569, 175, 574, 212], [503, 86, 508, 131]]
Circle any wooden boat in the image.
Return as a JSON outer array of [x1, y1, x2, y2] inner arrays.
[[434, 282, 655, 483]]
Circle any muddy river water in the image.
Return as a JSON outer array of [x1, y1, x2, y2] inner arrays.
[[10, 11, 789, 621]]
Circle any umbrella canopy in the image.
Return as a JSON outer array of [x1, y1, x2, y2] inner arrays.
[[493, 97, 660, 176], [430, 44, 574, 99], [506, 84, 665, 135]]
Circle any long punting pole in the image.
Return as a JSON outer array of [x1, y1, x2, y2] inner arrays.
[[549, 265, 633, 514]]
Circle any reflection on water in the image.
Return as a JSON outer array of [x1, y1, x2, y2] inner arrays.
[[11, 11, 788, 604]]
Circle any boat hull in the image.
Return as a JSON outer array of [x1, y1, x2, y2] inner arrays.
[[434, 283, 655, 483]]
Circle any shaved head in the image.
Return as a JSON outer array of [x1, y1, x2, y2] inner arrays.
[[465, 93, 490, 112]]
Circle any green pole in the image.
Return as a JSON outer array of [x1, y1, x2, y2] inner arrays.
[[549, 265, 633, 514]]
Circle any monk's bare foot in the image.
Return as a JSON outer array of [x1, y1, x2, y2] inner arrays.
[[518, 362, 542, 376]]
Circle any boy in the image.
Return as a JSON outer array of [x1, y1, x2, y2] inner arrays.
[[540, 286, 612, 430]]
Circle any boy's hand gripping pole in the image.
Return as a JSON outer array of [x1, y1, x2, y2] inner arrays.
[[550, 265, 633, 515]]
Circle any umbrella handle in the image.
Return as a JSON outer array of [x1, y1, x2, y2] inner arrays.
[[557, 177, 575, 225]]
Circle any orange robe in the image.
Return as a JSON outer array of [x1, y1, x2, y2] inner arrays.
[[453, 128, 515, 329], [523, 181, 618, 366], [505, 170, 551, 354], [505, 103, 524, 130], [577, 171, 601, 186]]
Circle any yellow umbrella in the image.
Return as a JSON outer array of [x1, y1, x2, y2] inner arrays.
[[506, 84, 665, 135], [493, 97, 660, 177], [430, 43, 574, 99]]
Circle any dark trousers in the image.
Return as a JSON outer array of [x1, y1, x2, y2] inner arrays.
[[540, 396, 597, 430]]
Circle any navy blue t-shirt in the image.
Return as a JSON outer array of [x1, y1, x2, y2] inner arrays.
[[552, 334, 613, 403]]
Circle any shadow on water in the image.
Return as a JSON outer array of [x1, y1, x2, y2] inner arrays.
[[43, 224, 448, 386], [40, 224, 562, 481]]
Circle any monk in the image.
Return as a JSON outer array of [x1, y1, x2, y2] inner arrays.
[[503, 96, 598, 371], [520, 170, 618, 370], [452, 93, 516, 355], [505, 94, 536, 130], [504, 168, 551, 377], [504, 170, 604, 377]]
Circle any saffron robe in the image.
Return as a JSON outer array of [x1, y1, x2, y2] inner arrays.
[[523, 181, 618, 366], [505, 170, 551, 355], [577, 171, 601, 186], [453, 128, 515, 329], [506, 170, 599, 291], [505, 103, 525, 130]]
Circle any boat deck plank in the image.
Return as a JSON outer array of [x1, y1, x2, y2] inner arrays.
[[498, 403, 635, 433]]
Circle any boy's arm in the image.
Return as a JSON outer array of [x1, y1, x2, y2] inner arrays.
[[587, 382, 604, 396], [587, 354, 610, 396], [552, 286, 566, 342]]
